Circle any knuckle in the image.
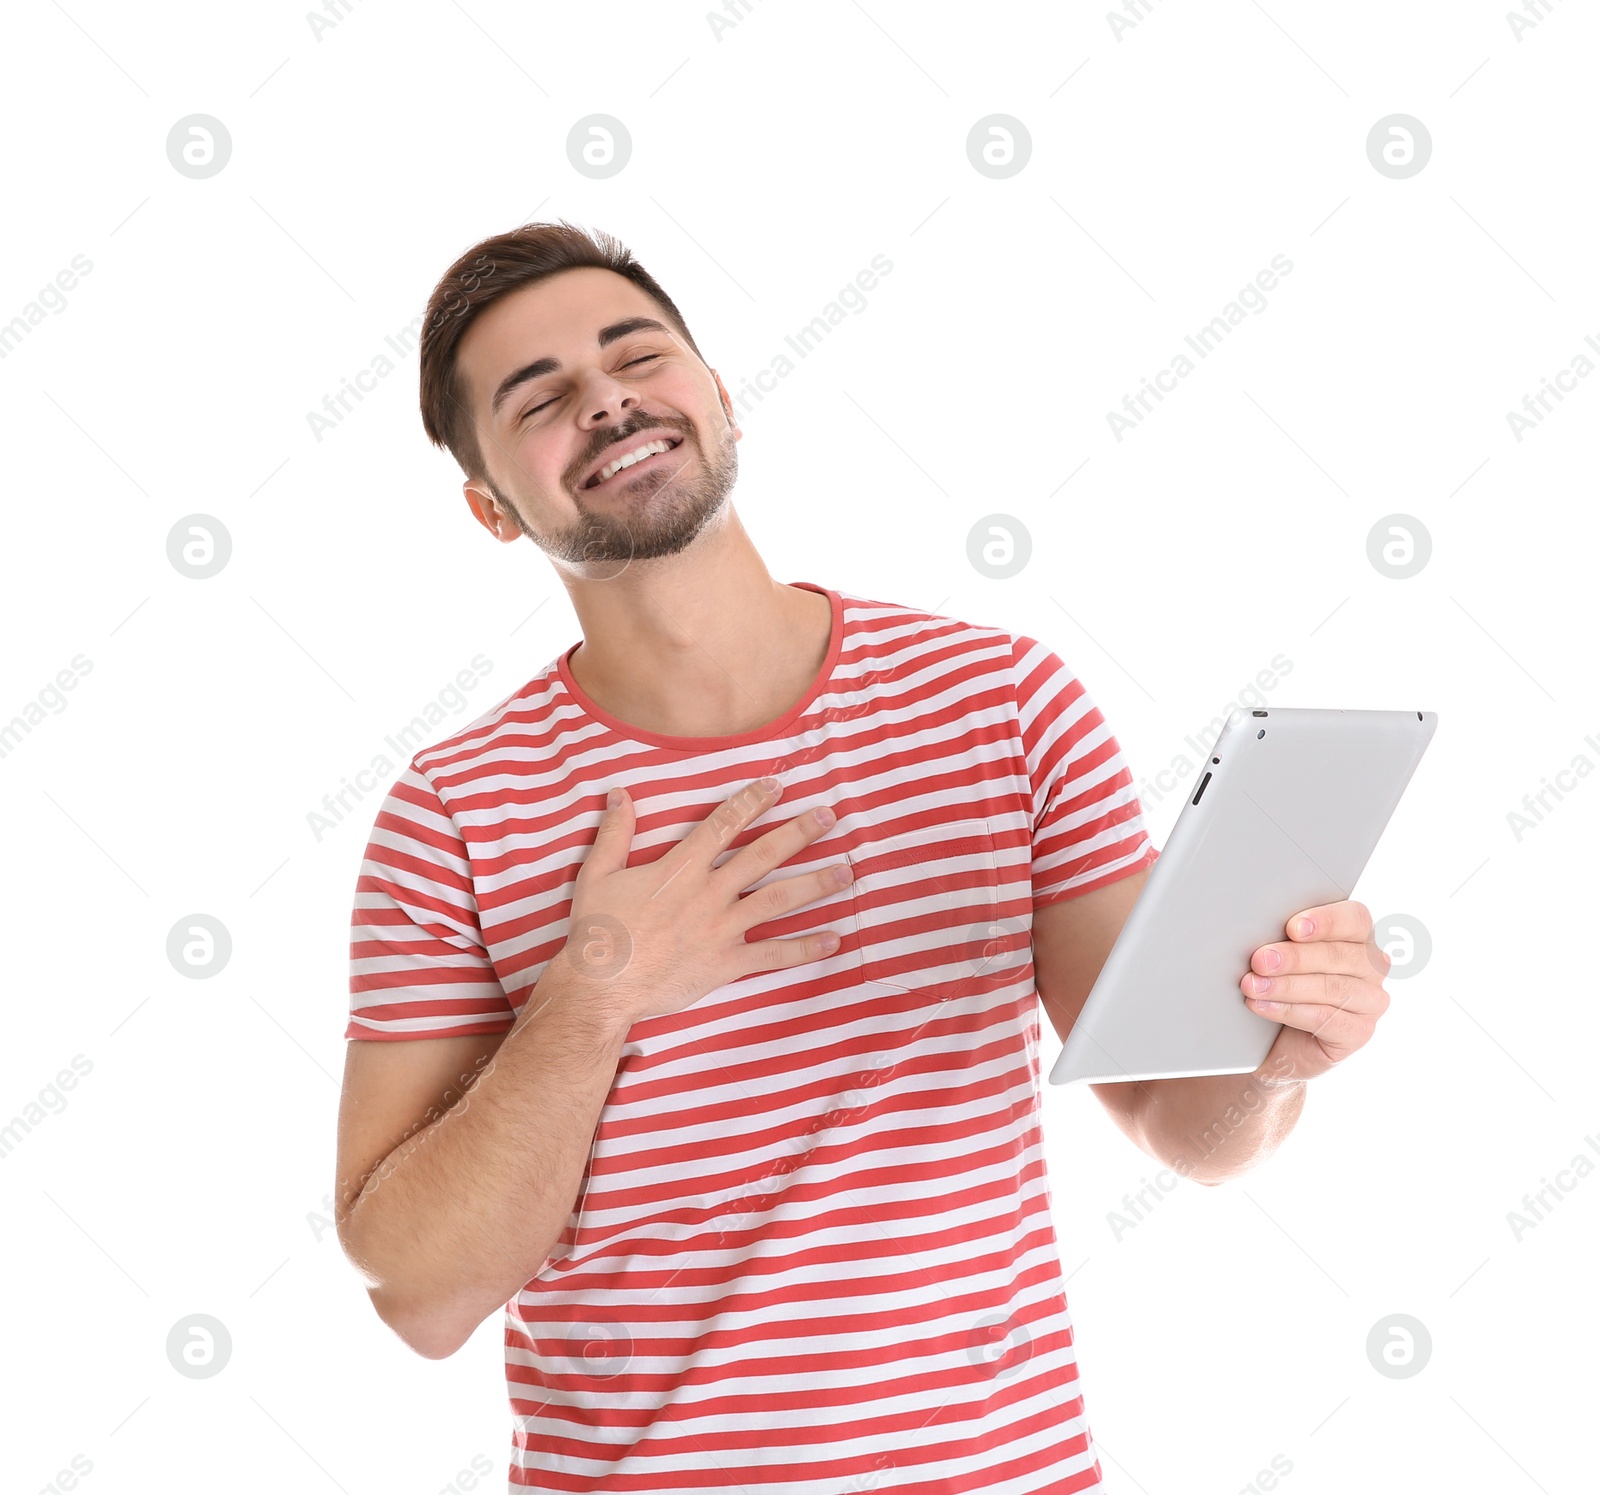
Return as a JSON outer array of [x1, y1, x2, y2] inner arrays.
[[751, 880, 789, 919], [752, 938, 787, 968], [1306, 1005, 1339, 1037]]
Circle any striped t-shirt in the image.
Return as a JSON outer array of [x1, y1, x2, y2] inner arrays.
[[347, 581, 1158, 1493]]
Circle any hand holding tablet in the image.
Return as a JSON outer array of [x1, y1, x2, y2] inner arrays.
[[1048, 706, 1437, 1086]]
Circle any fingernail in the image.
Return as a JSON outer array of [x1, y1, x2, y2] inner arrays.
[[757, 776, 780, 793], [606, 788, 623, 808], [813, 806, 835, 827]]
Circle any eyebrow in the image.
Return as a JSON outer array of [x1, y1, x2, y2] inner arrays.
[[488, 316, 671, 420]]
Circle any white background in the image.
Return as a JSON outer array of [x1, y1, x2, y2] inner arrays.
[[2, 1, 1595, 1492]]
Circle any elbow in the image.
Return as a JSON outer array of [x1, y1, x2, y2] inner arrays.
[[397, 1318, 471, 1362], [339, 1219, 474, 1361], [371, 1285, 472, 1360]]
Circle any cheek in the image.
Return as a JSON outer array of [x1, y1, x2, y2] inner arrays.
[[531, 444, 580, 495]]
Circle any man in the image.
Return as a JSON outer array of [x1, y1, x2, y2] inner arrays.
[[335, 221, 1394, 1492]]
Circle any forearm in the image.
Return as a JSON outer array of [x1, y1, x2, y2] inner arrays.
[[340, 964, 631, 1356], [1126, 1055, 1306, 1186]]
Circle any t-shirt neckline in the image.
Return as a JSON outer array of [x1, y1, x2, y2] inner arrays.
[[556, 581, 843, 750]]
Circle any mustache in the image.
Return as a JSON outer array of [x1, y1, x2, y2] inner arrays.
[[574, 418, 688, 486]]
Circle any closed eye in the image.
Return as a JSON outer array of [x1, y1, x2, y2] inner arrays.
[[520, 355, 661, 421]]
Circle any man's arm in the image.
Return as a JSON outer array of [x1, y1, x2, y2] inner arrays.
[[1031, 867, 1307, 1186], [334, 960, 631, 1359]]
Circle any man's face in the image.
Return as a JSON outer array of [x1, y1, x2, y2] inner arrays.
[[455, 266, 740, 568]]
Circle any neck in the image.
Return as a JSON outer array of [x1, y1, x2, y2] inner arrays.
[[560, 511, 830, 738]]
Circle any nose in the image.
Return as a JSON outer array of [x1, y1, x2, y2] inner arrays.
[[577, 367, 643, 428]]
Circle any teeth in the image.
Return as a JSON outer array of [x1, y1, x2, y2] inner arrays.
[[593, 438, 675, 486]]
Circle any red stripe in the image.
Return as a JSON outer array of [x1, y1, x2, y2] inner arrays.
[[346, 589, 1153, 1492]]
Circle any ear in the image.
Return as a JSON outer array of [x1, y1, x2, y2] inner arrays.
[[462, 480, 520, 543], [711, 369, 743, 442]]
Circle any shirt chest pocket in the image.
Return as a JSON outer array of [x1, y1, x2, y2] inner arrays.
[[847, 816, 1005, 1001]]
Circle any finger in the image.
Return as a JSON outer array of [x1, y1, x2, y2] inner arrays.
[[716, 801, 839, 894], [1241, 969, 1390, 1020], [1245, 989, 1374, 1056], [578, 785, 636, 881], [735, 859, 855, 933], [693, 777, 786, 864], [1285, 899, 1372, 944], [735, 927, 845, 980], [1251, 938, 1390, 981]]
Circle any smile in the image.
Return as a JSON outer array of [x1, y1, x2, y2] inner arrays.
[[582, 436, 684, 490]]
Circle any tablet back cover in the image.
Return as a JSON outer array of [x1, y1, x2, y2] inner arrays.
[[1049, 707, 1436, 1084]]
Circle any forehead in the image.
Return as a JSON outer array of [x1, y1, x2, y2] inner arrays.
[[456, 267, 671, 412]]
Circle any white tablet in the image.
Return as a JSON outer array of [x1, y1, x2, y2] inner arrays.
[[1048, 706, 1438, 1086]]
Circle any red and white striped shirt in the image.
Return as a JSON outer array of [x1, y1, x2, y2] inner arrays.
[[347, 581, 1158, 1493]]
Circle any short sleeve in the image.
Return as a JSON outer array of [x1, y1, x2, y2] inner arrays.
[[346, 760, 517, 1041], [1010, 634, 1160, 909]]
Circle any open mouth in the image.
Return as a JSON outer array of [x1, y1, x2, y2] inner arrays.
[[581, 435, 684, 491]]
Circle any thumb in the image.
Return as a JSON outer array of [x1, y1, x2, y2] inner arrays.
[[581, 786, 634, 880]]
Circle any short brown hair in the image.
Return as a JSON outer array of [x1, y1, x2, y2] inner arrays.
[[418, 220, 707, 482]]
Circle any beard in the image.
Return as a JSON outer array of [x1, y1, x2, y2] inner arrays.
[[487, 418, 738, 570]]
